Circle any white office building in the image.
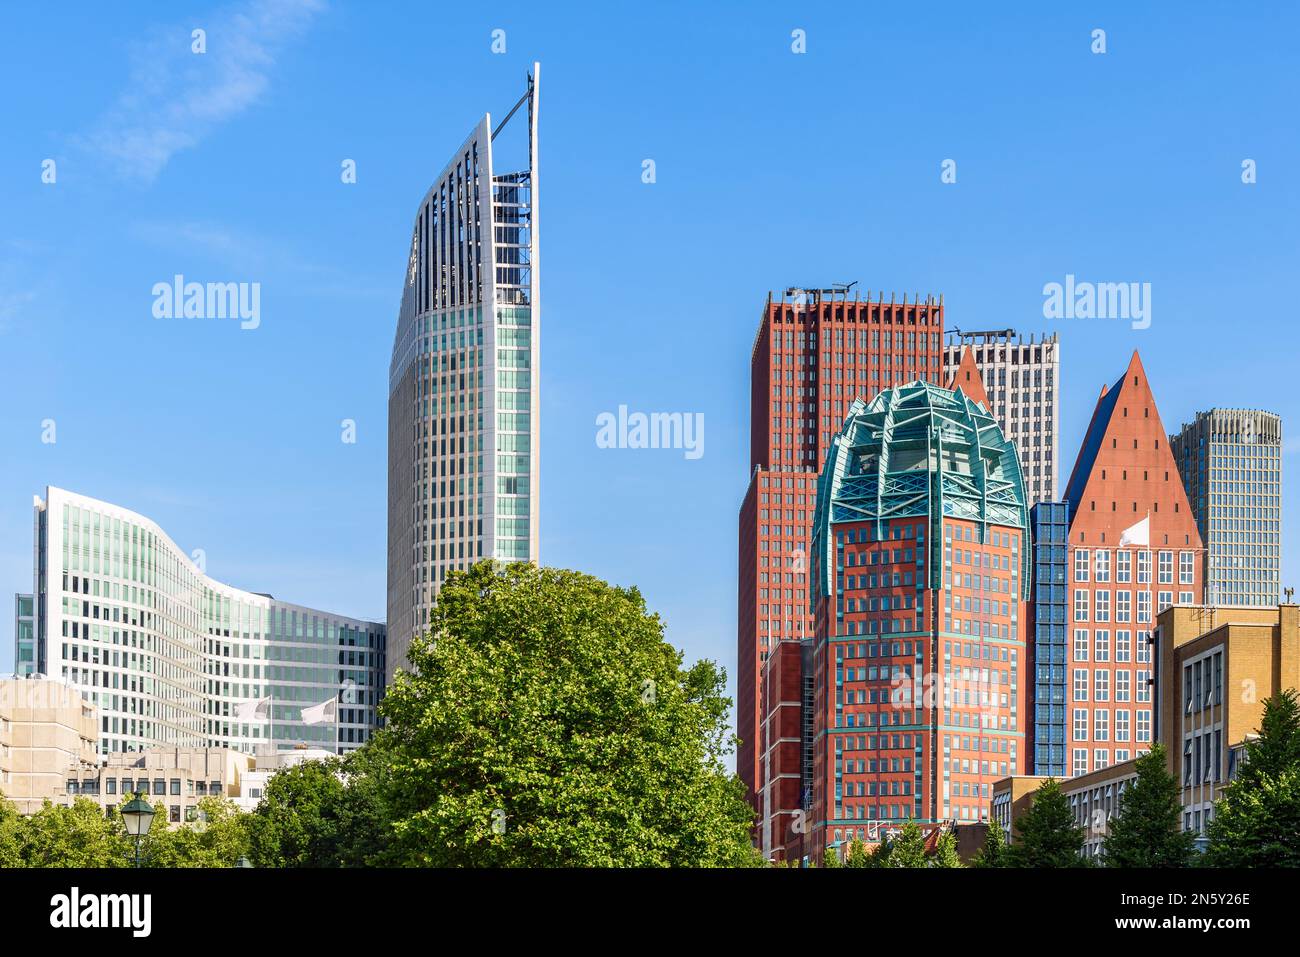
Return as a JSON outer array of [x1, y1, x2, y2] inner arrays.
[[28, 486, 386, 757], [387, 64, 541, 677], [944, 330, 1060, 505]]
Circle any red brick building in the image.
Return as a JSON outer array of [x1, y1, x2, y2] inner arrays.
[[1059, 351, 1204, 777], [736, 288, 945, 854], [806, 381, 1031, 858]]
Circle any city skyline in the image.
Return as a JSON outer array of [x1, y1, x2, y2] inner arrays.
[[3, 3, 1300, 771]]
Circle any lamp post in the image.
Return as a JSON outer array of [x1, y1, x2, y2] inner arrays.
[[120, 792, 155, 868]]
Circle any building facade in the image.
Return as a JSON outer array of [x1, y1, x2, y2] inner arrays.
[[61, 746, 252, 825], [1155, 603, 1300, 836], [0, 676, 99, 814], [387, 65, 541, 678], [993, 602, 1300, 854], [1029, 501, 1070, 776], [943, 330, 1060, 505], [1170, 408, 1282, 608], [30, 487, 385, 758], [14, 593, 35, 676], [807, 380, 1031, 856], [738, 288, 945, 818], [1059, 352, 1204, 778]]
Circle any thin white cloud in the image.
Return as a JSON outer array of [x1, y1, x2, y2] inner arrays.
[[82, 0, 324, 183], [129, 219, 391, 298], [0, 289, 37, 332]]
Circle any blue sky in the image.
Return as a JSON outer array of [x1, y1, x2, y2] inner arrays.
[[2, 2, 1298, 755]]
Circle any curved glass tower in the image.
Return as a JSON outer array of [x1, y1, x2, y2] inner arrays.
[[805, 380, 1032, 856], [387, 65, 540, 677], [30, 487, 386, 757]]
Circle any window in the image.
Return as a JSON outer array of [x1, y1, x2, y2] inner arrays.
[[1095, 669, 1110, 702], [1094, 591, 1110, 623], [170, 779, 181, 796], [1074, 550, 1090, 582], [1116, 591, 1131, 623], [1073, 708, 1089, 741], [1074, 590, 1089, 622], [169, 805, 181, 824], [1073, 749, 1089, 776], [1116, 669, 1130, 702], [1095, 709, 1109, 741], [1095, 550, 1110, 582], [1116, 551, 1132, 583], [1179, 551, 1194, 585], [1137, 592, 1151, 623], [1116, 630, 1131, 663], [1073, 669, 1089, 702], [106, 778, 117, 796], [1136, 669, 1151, 702], [1116, 709, 1130, 742], [1137, 551, 1151, 584], [153, 778, 165, 795], [1073, 629, 1089, 662], [1158, 551, 1173, 585], [1094, 630, 1110, 662], [1136, 710, 1151, 742]]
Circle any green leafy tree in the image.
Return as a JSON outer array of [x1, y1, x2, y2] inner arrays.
[[1009, 778, 1085, 867], [0, 793, 23, 868], [1102, 744, 1195, 867], [843, 837, 872, 868], [931, 830, 963, 868], [1206, 690, 1300, 867], [882, 821, 928, 868], [146, 798, 251, 868], [821, 843, 843, 868], [248, 756, 384, 867], [971, 821, 1009, 868], [21, 798, 129, 867], [376, 562, 761, 867]]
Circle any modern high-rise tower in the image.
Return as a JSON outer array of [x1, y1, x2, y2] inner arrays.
[[387, 66, 541, 678], [1170, 409, 1282, 607], [738, 287, 945, 831], [807, 381, 1032, 856], [943, 330, 1060, 505]]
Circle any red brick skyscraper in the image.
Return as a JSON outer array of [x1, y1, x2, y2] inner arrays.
[[1059, 351, 1204, 777], [737, 287, 944, 852], [806, 381, 1031, 858]]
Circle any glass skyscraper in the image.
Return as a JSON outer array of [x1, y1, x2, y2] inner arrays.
[[28, 487, 386, 757], [1170, 409, 1282, 607], [387, 65, 541, 677], [1029, 501, 1069, 776]]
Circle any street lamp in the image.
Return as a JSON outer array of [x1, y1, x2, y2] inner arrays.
[[235, 856, 253, 868], [120, 792, 155, 868]]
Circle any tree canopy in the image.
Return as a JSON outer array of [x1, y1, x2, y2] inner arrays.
[[374, 561, 760, 866]]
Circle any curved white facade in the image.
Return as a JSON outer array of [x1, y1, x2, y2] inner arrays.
[[31, 487, 385, 756]]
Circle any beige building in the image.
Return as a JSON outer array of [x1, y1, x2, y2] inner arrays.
[[62, 747, 253, 824], [0, 676, 99, 814], [1156, 602, 1300, 835]]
